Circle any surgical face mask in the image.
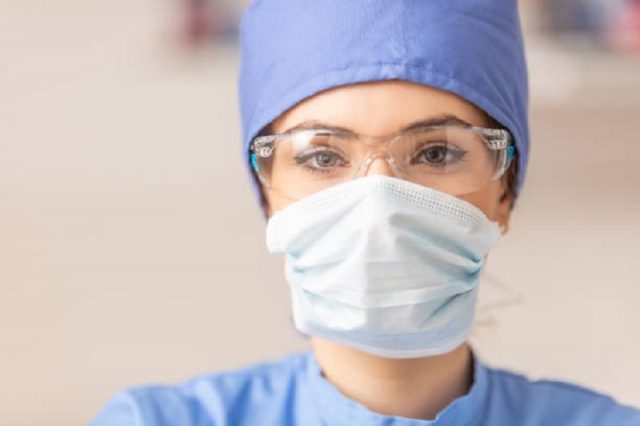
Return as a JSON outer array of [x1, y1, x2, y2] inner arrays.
[[266, 176, 501, 359]]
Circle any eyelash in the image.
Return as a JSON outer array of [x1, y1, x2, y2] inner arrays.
[[410, 142, 468, 167], [294, 147, 348, 173]]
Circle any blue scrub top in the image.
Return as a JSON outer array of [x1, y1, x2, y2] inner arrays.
[[91, 350, 640, 426]]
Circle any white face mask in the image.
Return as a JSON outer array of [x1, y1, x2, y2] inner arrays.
[[266, 176, 501, 359]]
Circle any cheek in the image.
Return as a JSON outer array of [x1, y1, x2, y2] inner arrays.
[[267, 184, 505, 219], [459, 183, 503, 221], [265, 189, 294, 217]]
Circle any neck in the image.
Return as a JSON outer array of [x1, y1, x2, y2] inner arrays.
[[310, 338, 474, 421]]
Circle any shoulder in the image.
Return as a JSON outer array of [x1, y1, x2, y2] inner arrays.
[[89, 352, 310, 426], [481, 362, 640, 426]]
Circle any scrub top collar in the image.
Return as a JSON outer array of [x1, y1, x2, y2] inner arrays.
[[304, 348, 488, 425]]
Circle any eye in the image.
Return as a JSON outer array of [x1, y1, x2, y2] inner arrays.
[[294, 148, 348, 171], [420, 145, 448, 164], [313, 151, 339, 168], [412, 143, 467, 167]]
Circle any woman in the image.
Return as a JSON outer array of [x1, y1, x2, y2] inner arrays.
[[92, 0, 640, 424]]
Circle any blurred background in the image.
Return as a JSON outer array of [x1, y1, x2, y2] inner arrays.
[[1, 0, 639, 424]]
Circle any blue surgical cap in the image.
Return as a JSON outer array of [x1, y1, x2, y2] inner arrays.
[[238, 0, 529, 197]]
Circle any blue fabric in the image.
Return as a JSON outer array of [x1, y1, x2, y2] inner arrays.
[[91, 350, 640, 426], [238, 0, 530, 197]]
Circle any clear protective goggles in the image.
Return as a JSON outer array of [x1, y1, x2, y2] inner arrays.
[[250, 123, 515, 200]]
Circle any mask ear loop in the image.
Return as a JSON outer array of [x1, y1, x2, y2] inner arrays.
[[474, 270, 524, 329], [500, 221, 510, 235]]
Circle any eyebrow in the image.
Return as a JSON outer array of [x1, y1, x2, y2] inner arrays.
[[281, 114, 473, 135]]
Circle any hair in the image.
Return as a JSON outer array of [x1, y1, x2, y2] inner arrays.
[[251, 118, 520, 213]]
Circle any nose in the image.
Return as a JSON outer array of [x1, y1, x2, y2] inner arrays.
[[360, 154, 396, 178]]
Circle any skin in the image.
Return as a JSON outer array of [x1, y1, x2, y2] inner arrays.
[[262, 79, 513, 421]]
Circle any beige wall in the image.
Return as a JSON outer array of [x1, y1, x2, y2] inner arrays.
[[1, 1, 639, 425]]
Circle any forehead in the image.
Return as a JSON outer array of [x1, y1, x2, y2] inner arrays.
[[271, 80, 490, 135]]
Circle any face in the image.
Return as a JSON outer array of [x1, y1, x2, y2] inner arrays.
[[262, 80, 512, 229]]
